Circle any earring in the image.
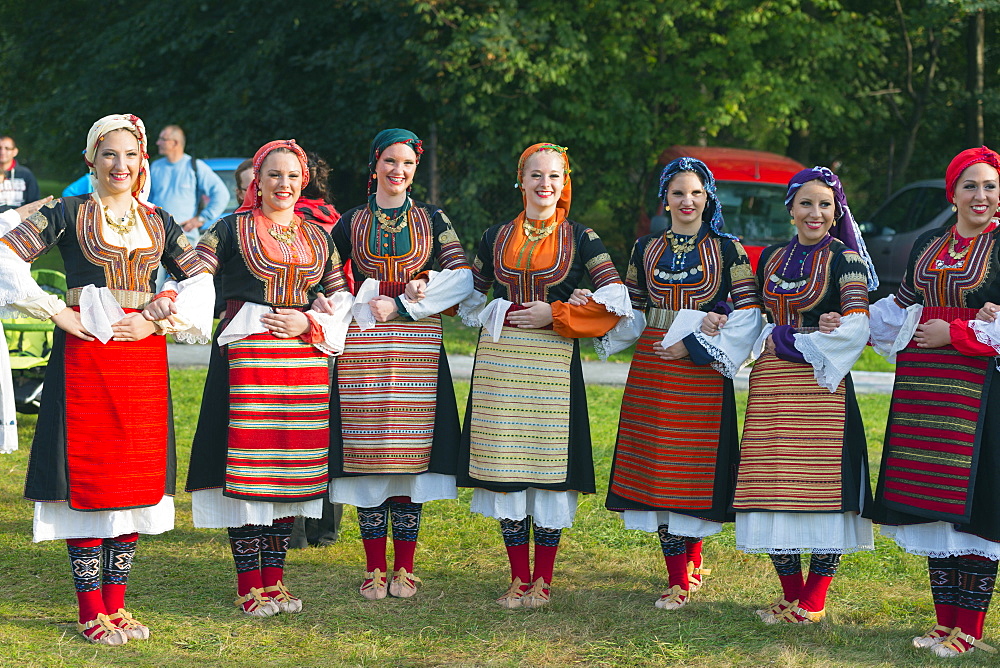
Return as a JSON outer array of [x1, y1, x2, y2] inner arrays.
[[789, 218, 796, 225], [256, 189, 262, 198], [664, 205, 670, 212], [952, 205, 958, 212]]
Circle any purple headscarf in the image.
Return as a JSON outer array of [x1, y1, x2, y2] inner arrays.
[[658, 157, 737, 241], [785, 166, 879, 291]]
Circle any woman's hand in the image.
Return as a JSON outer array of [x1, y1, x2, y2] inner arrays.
[[977, 302, 1000, 322], [818, 312, 842, 333], [764, 334, 777, 356], [404, 278, 428, 302], [653, 339, 689, 361], [142, 296, 176, 321], [701, 312, 727, 336], [507, 301, 554, 328], [50, 308, 95, 341], [261, 308, 310, 338], [12, 196, 53, 221], [913, 319, 951, 349], [112, 312, 156, 342], [311, 293, 335, 315], [566, 288, 592, 306], [369, 295, 399, 322]]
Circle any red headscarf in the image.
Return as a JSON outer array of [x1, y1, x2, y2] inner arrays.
[[945, 146, 1000, 203], [516, 142, 572, 218], [236, 139, 310, 213]]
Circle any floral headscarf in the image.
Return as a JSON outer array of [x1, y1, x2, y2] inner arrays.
[[785, 166, 878, 291], [368, 128, 423, 196], [84, 114, 151, 207], [516, 142, 572, 218], [235, 139, 309, 213], [657, 157, 736, 241], [945, 146, 1000, 203]]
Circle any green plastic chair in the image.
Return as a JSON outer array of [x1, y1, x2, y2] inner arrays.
[[3, 268, 66, 412]]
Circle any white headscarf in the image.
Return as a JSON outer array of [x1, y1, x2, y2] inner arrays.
[[83, 114, 151, 208]]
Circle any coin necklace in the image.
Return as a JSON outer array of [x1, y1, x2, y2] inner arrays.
[[769, 239, 810, 291], [102, 205, 137, 235], [375, 207, 408, 233], [654, 230, 702, 282], [268, 218, 300, 245]]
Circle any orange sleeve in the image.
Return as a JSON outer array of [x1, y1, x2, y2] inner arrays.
[[949, 318, 1000, 356], [551, 299, 621, 338]]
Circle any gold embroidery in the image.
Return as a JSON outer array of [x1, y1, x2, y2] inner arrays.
[[176, 234, 193, 250], [730, 262, 754, 281], [329, 246, 342, 267], [586, 229, 599, 241], [839, 271, 868, 287], [26, 211, 48, 232], [199, 229, 220, 251], [474, 256, 484, 271], [586, 252, 612, 272], [843, 251, 865, 265], [439, 227, 460, 245], [438, 211, 454, 228], [626, 263, 637, 283]]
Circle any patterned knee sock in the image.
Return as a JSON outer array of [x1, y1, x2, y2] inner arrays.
[[499, 518, 531, 587], [228, 525, 264, 608], [261, 517, 294, 590], [102, 533, 138, 613], [358, 501, 389, 573], [657, 525, 690, 590], [769, 553, 804, 603], [389, 497, 422, 572], [798, 553, 841, 612], [929, 556, 960, 631], [531, 523, 562, 587], [67, 538, 105, 628], [952, 555, 997, 646]]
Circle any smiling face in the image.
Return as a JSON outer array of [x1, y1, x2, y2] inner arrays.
[[521, 150, 566, 219], [953, 162, 1000, 234], [375, 143, 418, 200], [93, 129, 141, 199], [258, 150, 302, 216], [790, 180, 836, 245], [664, 171, 707, 234]]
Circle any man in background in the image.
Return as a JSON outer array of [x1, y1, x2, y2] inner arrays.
[[150, 124, 228, 244], [0, 135, 40, 212], [233, 158, 253, 209]]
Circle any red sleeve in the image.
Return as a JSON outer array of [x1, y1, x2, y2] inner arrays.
[[298, 312, 325, 345], [949, 319, 1000, 356]]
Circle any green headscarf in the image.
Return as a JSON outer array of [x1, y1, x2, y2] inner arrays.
[[367, 128, 423, 195]]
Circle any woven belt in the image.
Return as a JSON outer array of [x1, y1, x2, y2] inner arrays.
[[645, 308, 677, 330], [65, 288, 154, 310]]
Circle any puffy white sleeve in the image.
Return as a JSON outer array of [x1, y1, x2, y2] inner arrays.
[[794, 312, 870, 392], [399, 268, 474, 320]]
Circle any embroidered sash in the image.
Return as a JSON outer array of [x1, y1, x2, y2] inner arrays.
[[467, 326, 573, 484]]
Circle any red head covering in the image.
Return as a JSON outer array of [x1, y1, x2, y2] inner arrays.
[[236, 139, 310, 213], [945, 146, 1000, 203], [516, 142, 572, 218]]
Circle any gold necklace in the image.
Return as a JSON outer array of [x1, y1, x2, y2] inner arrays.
[[664, 229, 697, 255], [947, 230, 972, 261], [522, 218, 557, 241], [374, 207, 408, 233], [102, 205, 136, 235], [268, 218, 300, 245]]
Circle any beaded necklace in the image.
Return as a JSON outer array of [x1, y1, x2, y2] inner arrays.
[[653, 229, 703, 283]]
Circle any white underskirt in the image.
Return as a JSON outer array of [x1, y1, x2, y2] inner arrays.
[[328, 473, 457, 507], [191, 488, 322, 528], [32, 496, 175, 543], [881, 522, 1000, 560], [470, 488, 578, 529], [735, 511, 874, 554], [621, 510, 723, 538]]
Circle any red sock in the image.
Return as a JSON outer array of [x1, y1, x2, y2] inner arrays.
[[392, 537, 417, 573], [777, 573, 804, 603], [237, 569, 264, 597], [101, 532, 138, 613], [686, 539, 703, 569], [67, 538, 105, 625], [664, 553, 690, 590], [798, 572, 834, 612], [936, 603, 958, 629], [505, 543, 531, 585], [532, 544, 559, 586], [362, 537, 388, 573]]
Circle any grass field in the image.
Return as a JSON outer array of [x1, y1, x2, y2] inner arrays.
[[1, 367, 991, 667]]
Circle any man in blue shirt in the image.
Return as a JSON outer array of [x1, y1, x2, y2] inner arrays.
[[149, 125, 229, 244]]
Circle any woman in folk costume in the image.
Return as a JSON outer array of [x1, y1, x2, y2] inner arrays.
[[457, 143, 630, 609], [734, 166, 876, 625], [604, 157, 763, 610], [867, 147, 1000, 658], [0, 114, 214, 644], [184, 140, 353, 618], [328, 129, 473, 600]]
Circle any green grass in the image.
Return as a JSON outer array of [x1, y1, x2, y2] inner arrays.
[[0, 369, 982, 667]]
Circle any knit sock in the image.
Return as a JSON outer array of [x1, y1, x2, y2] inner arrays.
[[798, 553, 840, 612], [389, 497, 422, 573], [531, 523, 562, 588], [228, 524, 263, 611], [358, 500, 389, 574], [67, 538, 107, 639], [261, 517, 294, 592], [769, 553, 803, 603], [929, 556, 960, 632], [686, 538, 705, 587], [101, 533, 138, 614], [657, 525, 690, 590], [951, 554, 997, 648], [499, 518, 531, 588]]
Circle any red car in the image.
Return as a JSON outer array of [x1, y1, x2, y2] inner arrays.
[[639, 146, 806, 269]]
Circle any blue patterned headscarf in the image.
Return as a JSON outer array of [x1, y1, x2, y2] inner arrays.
[[785, 166, 879, 291], [657, 157, 737, 241]]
